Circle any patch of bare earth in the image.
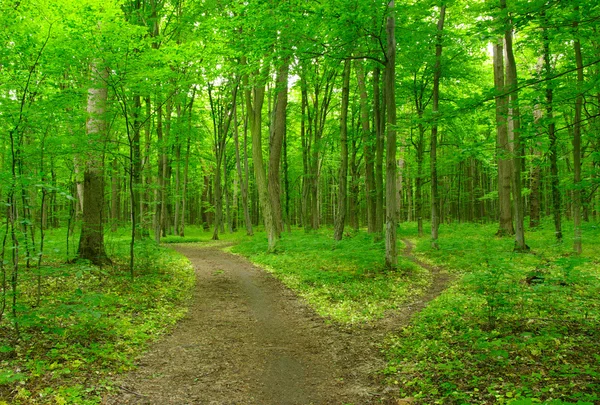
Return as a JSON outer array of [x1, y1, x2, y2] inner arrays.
[[105, 240, 451, 405]]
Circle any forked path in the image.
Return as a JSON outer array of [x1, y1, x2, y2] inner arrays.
[[106, 241, 451, 405]]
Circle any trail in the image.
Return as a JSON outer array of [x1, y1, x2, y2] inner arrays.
[[106, 240, 451, 405]]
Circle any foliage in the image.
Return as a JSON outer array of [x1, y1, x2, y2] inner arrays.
[[0, 230, 195, 405], [232, 228, 427, 323], [384, 221, 600, 404]]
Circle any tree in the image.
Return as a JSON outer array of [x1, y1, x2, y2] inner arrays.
[[334, 59, 351, 241], [430, 4, 446, 250], [384, 0, 398, 269], [78, 60, 110, 265]]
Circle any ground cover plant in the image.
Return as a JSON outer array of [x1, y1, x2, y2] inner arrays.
[[384, 221, 600, 404], [0, 229, 195, 405], [232, 228, 427, 323]]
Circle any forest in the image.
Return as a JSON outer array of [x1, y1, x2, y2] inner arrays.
[[1, 0, 599, 403]]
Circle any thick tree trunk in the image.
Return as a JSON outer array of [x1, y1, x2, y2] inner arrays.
[[493, 40, 514, 236], [385, 0, 398, 269], [334, 60, 351, 241], [78, 62, 110, 265]]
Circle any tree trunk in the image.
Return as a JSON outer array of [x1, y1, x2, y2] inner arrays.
[[543, 26, 563, 242], [235, 92, 253, 236], [385, 0, 398, 269], [493, 40, 514, 236], [430, 5, 445, 250], [355, 60, 376, 233], [573, 17, 583, 254], [268, 59, 289, 237], [245, 64, 277, 251], [334, 59, 351, 241], [374, 67, 385, 236], [78, 62, 110, 265], [503, 1, 527, 251]]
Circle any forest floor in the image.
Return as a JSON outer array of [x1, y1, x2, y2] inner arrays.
[[104, 239, 451, 405]]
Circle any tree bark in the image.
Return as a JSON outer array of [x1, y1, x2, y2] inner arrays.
[[430, 5, 445, 250], [573, 16, 584, 254], [78, 62, 110, 265], [245, 63, 277, 251], [235, 92, 253, 236], [543, 26, 563, 242], [374, 66, 384, 236], [334, 59, 351, 241], [355, 60, 377, 233], [385, 0, 398, 269], [268, 59, 289, 237], [502, 1, 527, 251], [493, 40, 514, 236]]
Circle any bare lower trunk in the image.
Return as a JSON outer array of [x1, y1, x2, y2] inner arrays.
[[384, 1, 397, 269], [78, 62, 110, 265], [334, 60, 351, 241], [573, 19, 583, 254], [430, 5, 446, 250], [355, 60, 376, 233], [503, 4, 526, 251], [493, 40, 514, 236], [245, 64, 277, 251], [268, 60, 289, 238], [543, 26, 562, 241]]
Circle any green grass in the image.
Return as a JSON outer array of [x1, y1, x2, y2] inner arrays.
[[384, 220, 600, 404], [0, 228, 196, 404], [231, 227, 428, 323]]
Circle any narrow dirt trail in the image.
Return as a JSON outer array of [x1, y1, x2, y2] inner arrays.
[[106, 241, 451, 405]]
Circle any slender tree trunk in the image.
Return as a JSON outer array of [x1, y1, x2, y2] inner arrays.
[[573, 17, 584, 254], [543, 26, 562, 241], [235, 93, 253, 236], [132, 94, 142, 238], [415, 120, 425, 236], [334, 60, 351, 241], [374, 67, 384, 236], [355, 60, 376, 233], [268, 59, 289, 237], [111, 158, 119, 232], [300, 83, 312, 231], [245, 65, 277, 251], [154, 97, 164, 242], [530, 113, 542, 228], [430, 5, 445, 250], [385, 0, 398, 269], [503, 2, 527, 251], [493, 40, 514, 236]]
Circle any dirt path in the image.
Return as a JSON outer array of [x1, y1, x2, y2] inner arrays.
[[106, 240, 451, 405]]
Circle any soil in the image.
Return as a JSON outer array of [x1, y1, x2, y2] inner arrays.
[[105, 239, 451, 405]]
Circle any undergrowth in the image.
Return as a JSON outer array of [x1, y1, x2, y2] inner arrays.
[[231, 228, 428, 323], [385, 220, 600, 404], [0, 229, 195, 405]]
